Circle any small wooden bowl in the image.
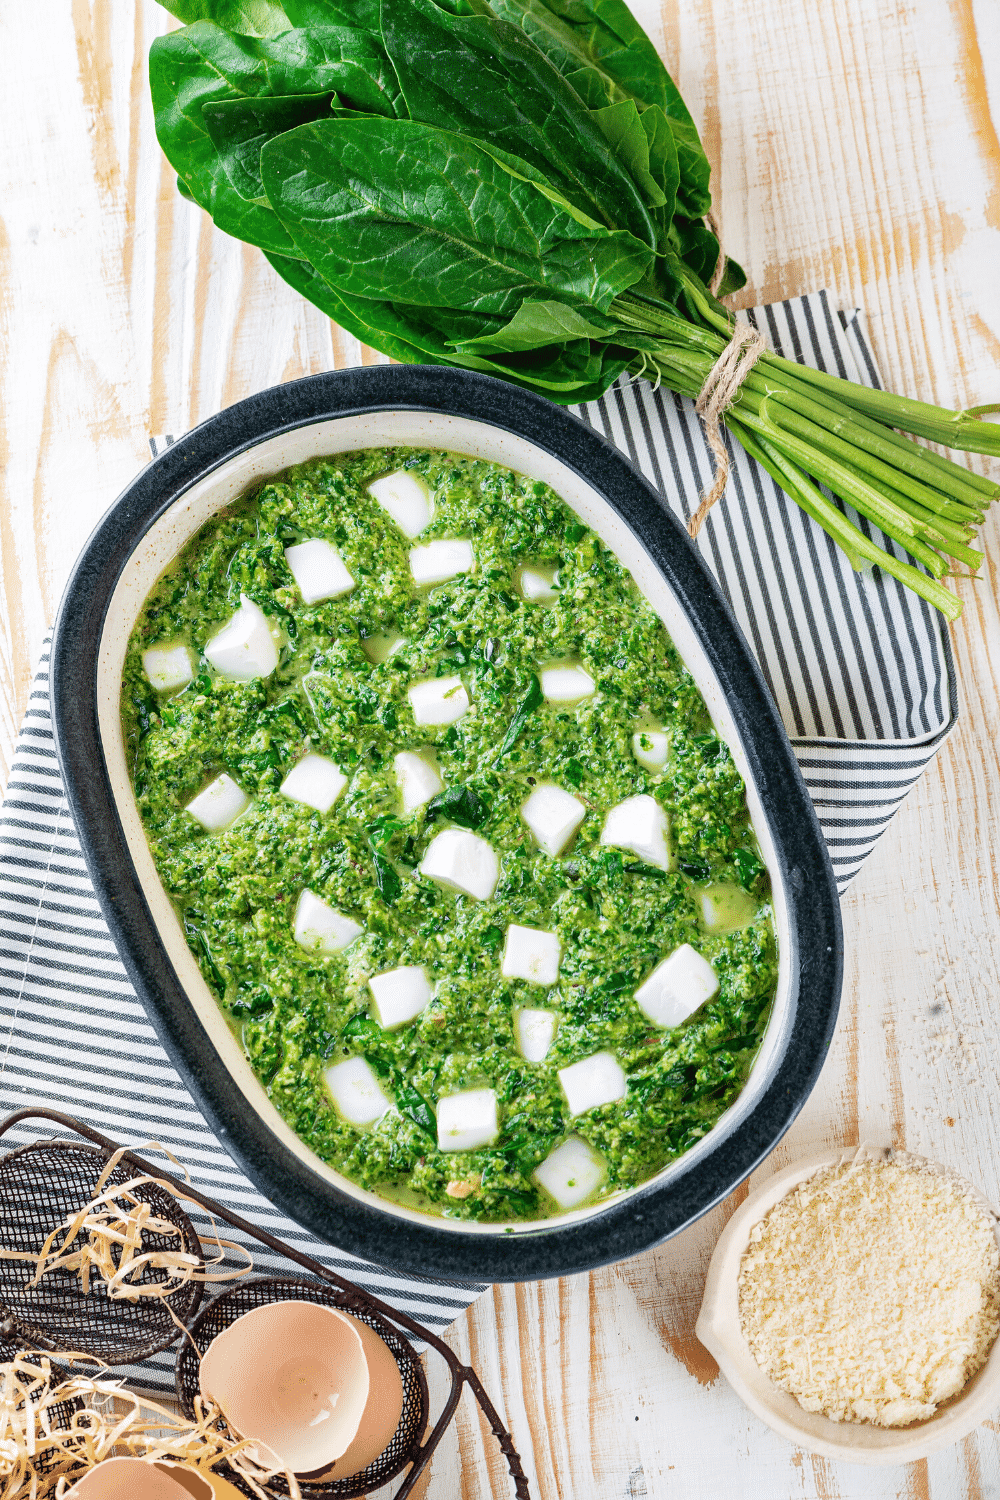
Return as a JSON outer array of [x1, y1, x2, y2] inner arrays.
[[696, 1148, 1000, 1465]]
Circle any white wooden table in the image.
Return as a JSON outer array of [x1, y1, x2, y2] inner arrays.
[[2, 3, 999, 1495]]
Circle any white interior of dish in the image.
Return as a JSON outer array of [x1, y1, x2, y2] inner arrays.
[[97, 411, 795, 1235]]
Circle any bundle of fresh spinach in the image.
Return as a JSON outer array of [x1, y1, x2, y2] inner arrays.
[[151, 0, 999, 618]]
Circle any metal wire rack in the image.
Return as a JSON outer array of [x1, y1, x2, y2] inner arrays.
[[0, 1108, 531, 1499]]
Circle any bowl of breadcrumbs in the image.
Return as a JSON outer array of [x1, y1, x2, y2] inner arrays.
[[696, 1147, 1000, 1463]]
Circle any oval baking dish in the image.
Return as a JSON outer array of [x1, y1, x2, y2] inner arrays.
[[51, 365, 842, 1282]]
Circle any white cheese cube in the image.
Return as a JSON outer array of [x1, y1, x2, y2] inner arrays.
[[284, 538, 355, 603], [293, 889, 363, 955], [634, 943, 718, 1029], [204, 595, 279, 682], [409, 539, 474, 587], [368, 469, 433, 538], [185, 773, 250, 833], [369, 964, 432, 1029], [540, 662, 595, 702], [142, 643, 195, 693], [394, 750, 443, 813], [407, 675, 471, 726], [600, 794, 671, 870], [558, 1051, 627, 1117], [632, 729, 669, 772], [534, 1135, 606, 1210], [521, 783, 586, 857], [361, 629, 405, 664], [324, 1056, 391, 1127], [420, 829, 499, 901], [515, 1008, 557, 1063], [502, 924, 561, 986], [437, 1088, 498, 1153], [280, 754, 348, 813], [518, 565, 557, 602]]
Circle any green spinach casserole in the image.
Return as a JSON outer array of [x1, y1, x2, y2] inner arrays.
[[122, 448, 777, 1222]]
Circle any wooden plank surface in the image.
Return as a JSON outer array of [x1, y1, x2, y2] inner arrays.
[[1, 1, 998, 1495]]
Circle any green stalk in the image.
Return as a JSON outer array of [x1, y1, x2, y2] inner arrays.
[[759, 393, 984, 543], [735, 404, 950, 576], [742, 373, 991, 518], [730, 422, 963, 621], [766, 354, 1000, 456]]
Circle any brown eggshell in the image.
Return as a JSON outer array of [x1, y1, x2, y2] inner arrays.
[[155, 1464, 244, 1500], [198, 1300, 370, 1474], [302, 1313, 406, 1481], [64, 1457, 200, 1499]]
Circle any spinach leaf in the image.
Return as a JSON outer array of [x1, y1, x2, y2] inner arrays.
[[260, 118, 652, 318], [156, 0, 291, 34], [678, 857, 710, 882], [498, 674, 543, 756], [283, 0, 381, 26], [204, 92, 335, 202], [264, 252, 631, 402], [150, 22, 405, 254], [427, 785, 490, 829], [380, 0, 657, 250], [365, 816, 405, 903], [732, 847, 766, 891], [490, 0, 713, 219], [395, 1082, 437, 1136]]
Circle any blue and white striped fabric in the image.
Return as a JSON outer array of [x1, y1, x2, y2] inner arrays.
[[0, 294, 955, 1393]]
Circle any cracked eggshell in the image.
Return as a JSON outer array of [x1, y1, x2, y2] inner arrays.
[[301, 1315, 405, 1482], [198, 1301, 370, 1475], [156, 1467, 246, 1500], [64, 1460, 208, 1500]]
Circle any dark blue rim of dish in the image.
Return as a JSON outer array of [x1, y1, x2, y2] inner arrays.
[[52, 364, 842, 1284]]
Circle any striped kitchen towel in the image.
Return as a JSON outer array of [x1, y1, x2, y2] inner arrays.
[[0, 294, 956, 1394]]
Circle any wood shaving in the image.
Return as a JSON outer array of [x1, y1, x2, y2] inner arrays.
[[0, 1350, 301, 1499]]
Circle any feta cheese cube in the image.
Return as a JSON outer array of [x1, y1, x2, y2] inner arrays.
[[540, 662, 595, 702], [283, 538, 355, 603], [324, 1056, 391, 1127], [394, 750, 443, 813], [502, 924, 561, 986], [368, 469, 433, 538], [558, 1051, 627, 1117], [409, 539, 474, 587], [534, 1135, 606, 1210], [420, 829, 499, 901], [437, 1088, 499, 1152], [293, 889, 363, 955], [369, 965, 432, 1029], [521, 783, 586, 857], [142, 643, 195, 694], [518, 565, 558, 602], [631, 729, 669, 772], [185, 773, 250, 833], [634, 943, 718, 1029], [515, 1008, 557, 1063], [360, 629, 405, 664], [408, 675, 471, 726], [600, 794, 671, 870], [280, 753, 348, 813], [204, 595, 279, 682]]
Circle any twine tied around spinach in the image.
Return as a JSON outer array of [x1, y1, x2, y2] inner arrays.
[[688, 216, 768, 539]]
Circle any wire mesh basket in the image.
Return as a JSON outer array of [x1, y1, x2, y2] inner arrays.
[[0, 1135, 203, 1364], [176, 1277, 429, 1499], [0, 1109, 531, 1500]]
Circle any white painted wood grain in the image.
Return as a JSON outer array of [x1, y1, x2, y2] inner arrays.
[[0, 1, 998, 1496]]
